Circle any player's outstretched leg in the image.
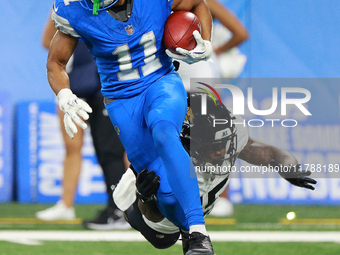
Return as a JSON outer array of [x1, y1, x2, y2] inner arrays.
[[146, 72, 215, 255], [151, 121, 205, 226]]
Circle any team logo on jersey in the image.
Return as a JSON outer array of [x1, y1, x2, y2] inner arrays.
[[125, 25, 134, 35]]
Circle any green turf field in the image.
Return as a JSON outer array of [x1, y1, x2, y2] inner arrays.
[[1, 203, 340, 231], [0, 203, 340, 255], [0, 241, 339, 255]]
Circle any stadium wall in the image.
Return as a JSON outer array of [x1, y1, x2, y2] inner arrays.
[[0, 0, 339, 204]]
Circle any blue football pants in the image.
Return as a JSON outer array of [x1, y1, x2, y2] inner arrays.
[[105, 71, 204, 230]]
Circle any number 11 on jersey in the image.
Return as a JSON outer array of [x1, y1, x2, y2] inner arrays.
[[112, 31, 162, 81]]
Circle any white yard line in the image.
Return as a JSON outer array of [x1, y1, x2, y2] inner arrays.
[[209, 231, 340, 242], [0, 231, 146, 242], [0, 231, 340, 244], [3, 238, 43, 246]]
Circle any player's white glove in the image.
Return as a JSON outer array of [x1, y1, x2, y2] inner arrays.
[[166, 30, 213, 65], [57, 88, 93, 139]]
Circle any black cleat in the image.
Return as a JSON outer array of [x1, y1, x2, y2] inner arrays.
[[185, 232, 215, 255]]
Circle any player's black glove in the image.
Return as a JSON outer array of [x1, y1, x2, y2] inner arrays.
[[136, 168, 160, 203], [269, 160, 317, 190]]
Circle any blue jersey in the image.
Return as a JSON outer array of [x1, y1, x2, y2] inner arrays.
[[52, 0, 174, 99]]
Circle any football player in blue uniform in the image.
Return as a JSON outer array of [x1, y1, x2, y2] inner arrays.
[[47, 0, 214, 254], [112, 92, 317, 254]]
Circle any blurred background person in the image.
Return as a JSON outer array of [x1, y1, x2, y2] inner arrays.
[[177, 0, 248, 217], [178, 0, 248, 90], [35, 13, 130, 230]]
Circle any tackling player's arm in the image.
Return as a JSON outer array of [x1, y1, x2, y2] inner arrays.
[[237, 137, 298, 166], [138, 199, 164, 223], [135, 168, 164, 222], [238, 137, 317, 190]]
